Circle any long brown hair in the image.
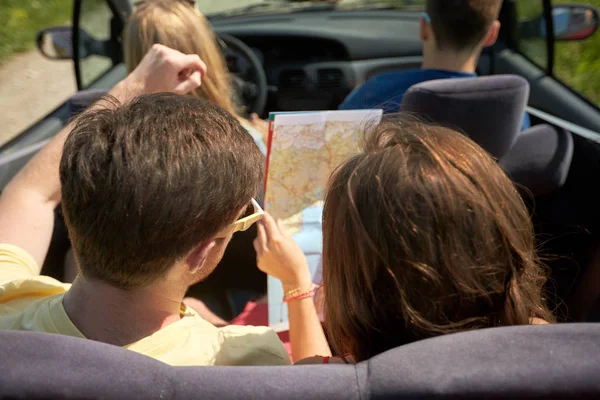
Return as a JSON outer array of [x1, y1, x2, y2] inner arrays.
[[124, 0, 238, 116], [322, 117, 554, 362]]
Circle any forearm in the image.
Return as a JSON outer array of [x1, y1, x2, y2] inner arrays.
[[2, 81, 134, 204], [286, 284, 332, 362], [0, 118, 75, 267], [0, 45, 205, 270], [0, 80, 136, 267]]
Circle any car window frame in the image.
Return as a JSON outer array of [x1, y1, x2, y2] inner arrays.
[[543, 0, 555, 75], [74, 0, 127, 90], [505, 0, 552, 73]]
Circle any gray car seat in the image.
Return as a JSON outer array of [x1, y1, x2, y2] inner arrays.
[[401, 75, 573, 196], [66, 89, 107, 118], [1, 324, 599, 399], [499, 123, 574, 196]]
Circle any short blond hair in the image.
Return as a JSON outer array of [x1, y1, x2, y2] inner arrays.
[[124, 0, 237, 116]]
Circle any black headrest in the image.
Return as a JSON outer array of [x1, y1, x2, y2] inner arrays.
[[500, 124, 574, 196], [1, 324, 600, 399], [66, 89, 108, 119], [402, 75, 529, 159]]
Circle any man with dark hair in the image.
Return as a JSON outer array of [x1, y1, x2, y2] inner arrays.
[[0, 44, 290, 366], [339, 0, 530, 130]]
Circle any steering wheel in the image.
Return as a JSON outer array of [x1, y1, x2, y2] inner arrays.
[[218, 34, 268, 117]]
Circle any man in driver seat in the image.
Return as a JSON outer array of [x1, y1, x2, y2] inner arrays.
[[339, 0, 530, 131], [0, 44, 290, 366]]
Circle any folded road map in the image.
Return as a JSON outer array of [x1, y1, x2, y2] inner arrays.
[[264, 109, 383, 331]]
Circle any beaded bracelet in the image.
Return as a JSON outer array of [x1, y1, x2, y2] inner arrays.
[[283, 283, 320, 303], [283, 286, 304, 297], [283, 283, 315, 298]]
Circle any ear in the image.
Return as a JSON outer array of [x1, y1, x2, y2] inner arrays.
[[483, 20, 501, 48], [185, 240, 216, 274], [420, 16, 430, 42]]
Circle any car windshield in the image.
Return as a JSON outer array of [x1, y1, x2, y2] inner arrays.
[[200, 0, 426, 17]]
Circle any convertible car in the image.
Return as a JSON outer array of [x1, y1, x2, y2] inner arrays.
[[1, 0, 600, 397]]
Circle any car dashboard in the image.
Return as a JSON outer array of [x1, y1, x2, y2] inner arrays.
[[211, 10, 428, 113]]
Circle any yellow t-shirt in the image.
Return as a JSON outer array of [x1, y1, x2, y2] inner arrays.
[[0, 244, 291, 366]]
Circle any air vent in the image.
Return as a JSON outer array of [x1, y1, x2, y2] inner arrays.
[[317, 68, 344, 89], [279, 69, 308, 89]]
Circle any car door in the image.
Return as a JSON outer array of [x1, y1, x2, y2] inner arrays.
[[496, 0, 600, 321], [73, 0, 129, 91], [0, 0, 127, 190], [0, 0, 129, 278]]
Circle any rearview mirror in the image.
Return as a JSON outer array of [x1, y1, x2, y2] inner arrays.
[[552, 4, 599, 41], [37, 26, 73, 60]]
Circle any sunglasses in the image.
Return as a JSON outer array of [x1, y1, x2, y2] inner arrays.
[[215, 198, 264, 238]]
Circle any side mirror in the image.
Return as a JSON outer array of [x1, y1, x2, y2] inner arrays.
[[37, 26, 113, 61], [552, 4, 599, 41], [519, 4, 599, 42], [37, 26, 73, 60]]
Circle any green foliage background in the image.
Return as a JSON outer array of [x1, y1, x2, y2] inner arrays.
[[554, 0, 600, 106], [0, 0, 73, 61], [516, 0, 600, 106]]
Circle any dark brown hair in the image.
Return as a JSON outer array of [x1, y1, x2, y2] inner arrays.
[[60, 93, 263, 288], [322, 117, 553, 362], [426, 0, 503, 51]]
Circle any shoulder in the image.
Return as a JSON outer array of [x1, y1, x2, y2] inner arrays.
[[216, 325, 292, 366], [218, 324, 278, 336], [0, 278, 69, 323], [374, 69, 425, 81], [0, 244, 39, 285], [357, 70, 421, 91], [340, 69, 425, 111], [366, 69, 435, 90]]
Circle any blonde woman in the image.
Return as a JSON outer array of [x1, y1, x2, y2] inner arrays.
[[124, 0, 267, 153]]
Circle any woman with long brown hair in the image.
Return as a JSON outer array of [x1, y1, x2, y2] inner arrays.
[[255, 117, 554, 364], [124, 0, 266, 153]]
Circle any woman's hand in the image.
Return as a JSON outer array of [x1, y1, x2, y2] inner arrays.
[[253, 212, 312, 289], [255, 213, 331, 362]]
